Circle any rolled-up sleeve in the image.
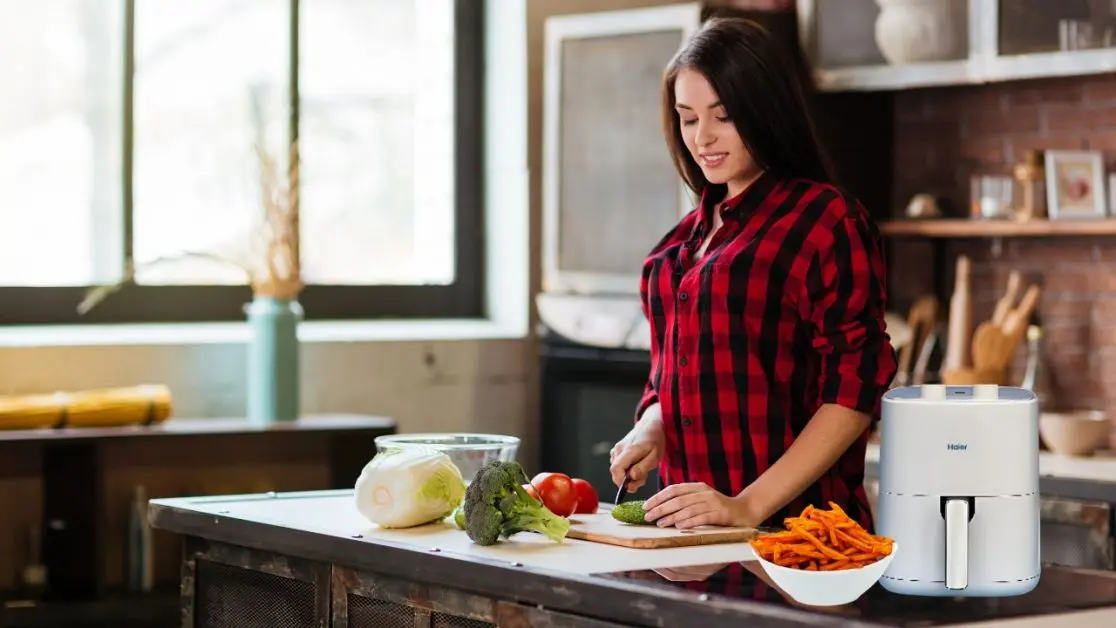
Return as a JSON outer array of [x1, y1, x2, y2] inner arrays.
[[799, 207, 897, 418]]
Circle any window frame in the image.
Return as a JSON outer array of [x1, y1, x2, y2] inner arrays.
[[0, 0, 485, 325]]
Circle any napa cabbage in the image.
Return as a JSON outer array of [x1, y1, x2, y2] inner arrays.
[[354, 447, 466, 528]]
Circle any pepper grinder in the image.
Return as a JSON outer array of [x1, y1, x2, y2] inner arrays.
[[1012, 150, 1047, 221]]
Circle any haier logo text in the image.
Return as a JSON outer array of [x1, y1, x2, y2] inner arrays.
[[946, 443, 968, 451]]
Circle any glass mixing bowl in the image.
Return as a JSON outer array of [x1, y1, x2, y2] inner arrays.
[[374, 433, 520, 482]]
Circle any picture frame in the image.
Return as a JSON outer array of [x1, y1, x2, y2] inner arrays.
[[1044, 150, 1107, 219], [1109, 173, 1116, 216], [541, 3, 701, 296]]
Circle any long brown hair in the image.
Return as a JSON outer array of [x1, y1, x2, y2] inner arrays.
[[662, 17, 835, 199]]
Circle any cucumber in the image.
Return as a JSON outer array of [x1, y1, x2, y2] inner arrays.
[[611, 500, 653, 525]]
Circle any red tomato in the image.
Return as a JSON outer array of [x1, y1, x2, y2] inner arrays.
[[571, 478, 599, 514], [530, 472, 577, 517], [522, 483, 540, 500]]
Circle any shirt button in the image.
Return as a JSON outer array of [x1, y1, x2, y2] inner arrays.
[[679, 356, 688, 366], [681, 417, 693, 427], [679, 292, 688, 301]]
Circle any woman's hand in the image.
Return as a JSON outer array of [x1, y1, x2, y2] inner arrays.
[[652, 562, 730, 582], [609, 408, 665, 492], [643, 482, 753, 529]]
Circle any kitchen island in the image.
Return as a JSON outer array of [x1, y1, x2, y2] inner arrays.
[[149, 490, 1116, 628]]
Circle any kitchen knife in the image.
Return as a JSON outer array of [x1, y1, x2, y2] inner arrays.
[[614, 473, 630, 505]]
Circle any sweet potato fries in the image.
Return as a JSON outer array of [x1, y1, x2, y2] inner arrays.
[[749, 502, 893, 571]]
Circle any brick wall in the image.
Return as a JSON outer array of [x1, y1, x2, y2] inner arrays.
[[888, 72, 1116, 412]]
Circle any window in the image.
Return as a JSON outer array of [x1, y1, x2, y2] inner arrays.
[[0, 0, 484, 325]]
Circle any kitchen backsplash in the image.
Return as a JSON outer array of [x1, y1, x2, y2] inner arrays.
[[888, 72, 1116, 412]]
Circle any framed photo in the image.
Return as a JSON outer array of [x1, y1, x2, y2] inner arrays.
[[1109, 173, 1116, 216], [1044, 150, 1107, 219], [542, 4, 701, 296]]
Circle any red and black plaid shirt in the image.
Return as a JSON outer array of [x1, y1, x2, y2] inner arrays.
[[637, 172, 897, 530]]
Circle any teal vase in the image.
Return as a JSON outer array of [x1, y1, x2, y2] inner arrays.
[[245, 297, 303, 424]]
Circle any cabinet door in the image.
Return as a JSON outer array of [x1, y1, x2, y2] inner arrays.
[[998, 0, 1116, 55], [495, 601, 630, 628], [804, 0, 970, 70]]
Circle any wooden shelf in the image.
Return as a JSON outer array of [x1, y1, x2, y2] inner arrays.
[[879, 219, 1116, 238], [814, 59, 980, 92], [812, 49, 1116, 92], [0, 415, 395, 444]]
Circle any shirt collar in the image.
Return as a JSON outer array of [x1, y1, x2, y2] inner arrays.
[[696, 169, 782, 228]]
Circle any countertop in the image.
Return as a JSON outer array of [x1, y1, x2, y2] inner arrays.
[[0, 414, 396, 443], [865, 443, 1116, 503], [150, 490, 1116, 628]]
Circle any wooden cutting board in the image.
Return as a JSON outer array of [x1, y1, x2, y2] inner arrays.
[[566, 512, 759, 549]]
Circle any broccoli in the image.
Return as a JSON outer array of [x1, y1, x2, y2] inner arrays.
[[612, 500, 654, 525], [462, 460, 570, 546]]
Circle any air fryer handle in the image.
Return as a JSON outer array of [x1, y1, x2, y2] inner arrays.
[[943, 498, 971, 590]]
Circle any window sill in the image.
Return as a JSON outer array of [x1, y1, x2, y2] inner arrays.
[[0, 318, 528, 348]]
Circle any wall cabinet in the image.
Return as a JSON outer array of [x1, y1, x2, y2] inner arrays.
[[798, 0, 1116, 91]]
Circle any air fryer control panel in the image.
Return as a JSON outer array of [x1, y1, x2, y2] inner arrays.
[[884, 384, 1035, 403], [878, 384, 1040, 497]]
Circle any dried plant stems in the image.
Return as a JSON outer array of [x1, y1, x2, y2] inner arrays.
[[250, 138, 302, 300], [77, 139, 303, 315]]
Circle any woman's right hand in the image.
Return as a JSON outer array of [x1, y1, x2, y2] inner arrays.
[[609, 407, 666, 492]]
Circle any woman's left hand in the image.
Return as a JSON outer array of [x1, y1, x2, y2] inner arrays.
[[643, 483, 751, 529]]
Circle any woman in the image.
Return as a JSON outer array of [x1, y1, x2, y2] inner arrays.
[[608, 17, 897, 533]]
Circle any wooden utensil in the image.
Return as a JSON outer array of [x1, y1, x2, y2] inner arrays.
[[1002, 284, 1042, 340], [895, 296, 939, 386], [941, 366, 1006, 386], [943, 255, 973, 371], [565, 512, 758, 549], [971, 322, 1011, 372], [990, 271, 1022, 326], [912, 324, 941, 385]]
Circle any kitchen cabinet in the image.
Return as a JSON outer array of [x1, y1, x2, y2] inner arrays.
[[0, 416, 395, 628], [799, 0, 1116, 91], [155, 492, 1116, 628], [1040, 496, 1115, 571]]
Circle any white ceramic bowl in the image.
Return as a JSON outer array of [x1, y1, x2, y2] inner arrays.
[[754, 542, 897, 607], [1039, 410, 1110, 456]]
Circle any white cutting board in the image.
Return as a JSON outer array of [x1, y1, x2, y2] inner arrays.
[[190, 493, 759, 574], [566, 512, 758, 549]]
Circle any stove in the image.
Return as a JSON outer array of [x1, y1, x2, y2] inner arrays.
[[594, 562, 1116, 626]]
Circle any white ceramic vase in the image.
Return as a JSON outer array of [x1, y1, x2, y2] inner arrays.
[[874, 0, 960, 65]]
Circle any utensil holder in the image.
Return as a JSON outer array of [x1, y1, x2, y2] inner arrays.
[[940, 367, 1008, 386]]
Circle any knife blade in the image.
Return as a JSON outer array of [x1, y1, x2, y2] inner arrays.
[[614, 473, 630, 505]]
